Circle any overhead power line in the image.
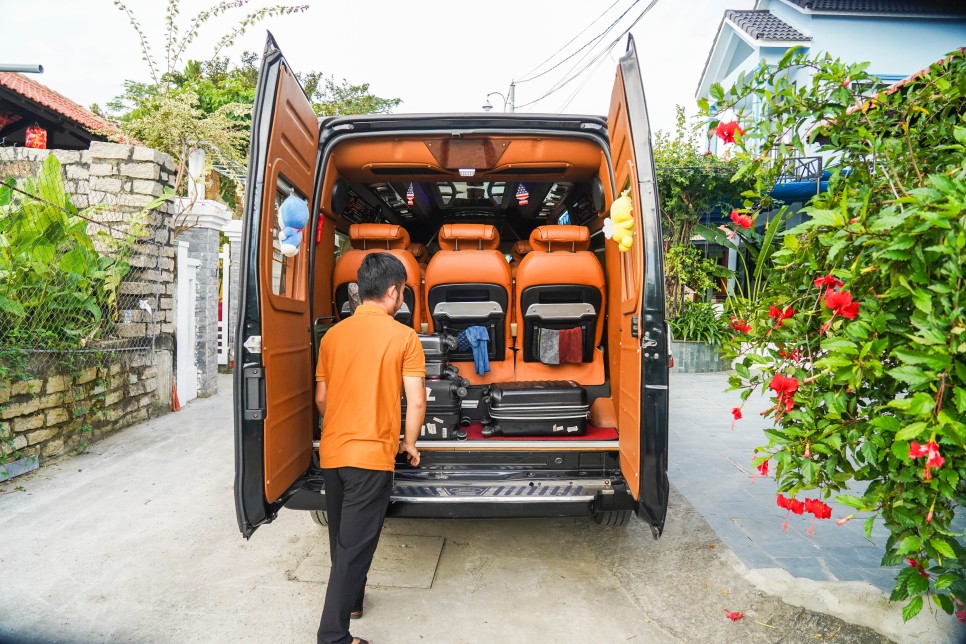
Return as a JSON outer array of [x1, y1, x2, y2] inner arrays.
[[516, 0, 661, 111], [516, 0, 633, 84]]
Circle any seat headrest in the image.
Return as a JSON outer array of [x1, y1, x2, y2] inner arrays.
[[529, 225, 591, 252], [438, 223, 500, 251], [511, 240, 532, 263], [349, 223, 410, 250], [408, 243, 429, 265]]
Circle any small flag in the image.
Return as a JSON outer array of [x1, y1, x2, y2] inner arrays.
[[516, 184, 529, 206], [406, 182, 415, 206]]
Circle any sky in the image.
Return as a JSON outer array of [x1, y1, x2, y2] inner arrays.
[[0, 0, 755, 135]]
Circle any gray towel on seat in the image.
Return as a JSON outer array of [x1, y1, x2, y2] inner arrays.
[[537, 328, 560, 365]]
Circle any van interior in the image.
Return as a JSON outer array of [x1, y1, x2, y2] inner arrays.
[[271, 132, 642, 449]]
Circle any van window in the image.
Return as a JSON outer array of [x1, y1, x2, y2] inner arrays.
[[334, 231, 351, 263], [270, 177, 305, 300]]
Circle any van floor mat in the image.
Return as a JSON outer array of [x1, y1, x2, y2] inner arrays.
[[463, 423, 617, 441]]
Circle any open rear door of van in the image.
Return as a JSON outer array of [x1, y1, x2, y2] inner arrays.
[[607, 36, 670, 538], [234, 34, 320, 538]]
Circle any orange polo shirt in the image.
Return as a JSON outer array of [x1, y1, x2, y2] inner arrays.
[[315, 304, 425, 471]]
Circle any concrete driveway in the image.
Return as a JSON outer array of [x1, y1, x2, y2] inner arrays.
[[0, 375, 909, 643]]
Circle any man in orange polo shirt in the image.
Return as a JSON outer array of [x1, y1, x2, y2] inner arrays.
[[315, 253, 426, 644]]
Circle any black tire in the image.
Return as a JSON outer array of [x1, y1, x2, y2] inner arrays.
[[310, 510, 329, 527], [593, 510, 632, 526]]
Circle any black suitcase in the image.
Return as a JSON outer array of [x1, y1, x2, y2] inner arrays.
[[482, 381, 589, 437], [418, 332, 458, 378], [401, 369, 468, 440]]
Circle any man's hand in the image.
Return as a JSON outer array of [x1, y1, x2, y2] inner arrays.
[[398, 441, 420, 467]]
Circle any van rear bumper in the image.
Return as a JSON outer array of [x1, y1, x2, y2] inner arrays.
[[284, 477, 634, 519]]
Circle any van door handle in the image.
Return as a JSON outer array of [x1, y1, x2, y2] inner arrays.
[[243, 366, 266, 420]]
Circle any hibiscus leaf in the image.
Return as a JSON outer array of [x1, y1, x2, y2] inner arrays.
[[821, 338, 858, 353], [805, 209, 845, 228], [836, 494, 867, 510], [934, 573, 958, 592], [888, 393, 937, 417], [902, 596, 924, 622], [894, 422, 928, 442], [864, 515, 876, 540], [897, 535, 922, 554], [911, 289, 933, 314], [893, 348, 949, 370], [933, 593, 954, 615], [929, 538, 956, 560], [870, 416, 901, 432], [887, 366, 932, 388], [953, 387, 966, 414], [905, 571, 929, 595]]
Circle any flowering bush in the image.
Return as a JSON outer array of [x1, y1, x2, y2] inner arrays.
[[701, 48, 966, 622]]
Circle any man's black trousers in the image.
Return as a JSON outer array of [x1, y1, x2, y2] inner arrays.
[[317, 467, 393, 644]]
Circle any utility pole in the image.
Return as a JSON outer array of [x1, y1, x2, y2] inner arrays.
[[508, 82, 516, 113]]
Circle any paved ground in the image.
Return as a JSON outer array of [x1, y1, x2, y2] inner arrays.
[[669, 372, 900, 592], [0, 373, 959, 643]]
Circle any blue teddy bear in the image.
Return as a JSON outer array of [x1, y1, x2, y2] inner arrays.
[[277, 194, 309, 257]]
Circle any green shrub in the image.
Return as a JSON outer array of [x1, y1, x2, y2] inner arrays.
[[669, 300, 727, 344]]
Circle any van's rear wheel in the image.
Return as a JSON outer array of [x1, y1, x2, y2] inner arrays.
[[310, 510, 329, 527], [594, 510, 632, 526]]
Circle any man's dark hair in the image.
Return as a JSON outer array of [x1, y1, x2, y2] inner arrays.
[[357, 252, 407, 301]]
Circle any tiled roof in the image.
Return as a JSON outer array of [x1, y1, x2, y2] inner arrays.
[[0, 72, 115, 135], [783, 0, 966, 15], [725, 10, 811, 42]]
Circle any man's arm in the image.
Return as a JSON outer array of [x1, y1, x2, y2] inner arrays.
[[400, 375, 425, 466], [315, 381, 326, 417]]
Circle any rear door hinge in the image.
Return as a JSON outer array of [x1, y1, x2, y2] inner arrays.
[[243, 335, 262, 354], [631, 315, 639, 338]]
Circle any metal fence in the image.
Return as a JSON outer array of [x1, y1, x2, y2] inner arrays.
[[0, 156, 164, 374]]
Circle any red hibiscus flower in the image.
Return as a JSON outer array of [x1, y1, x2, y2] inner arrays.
[[729, 316, 751, 334], [813, 273, 844, 290], [905, 558, 929, 578], [777, 346, 803, 362], [725, 610, 744, 622], [776, 494, 805, 515], [756, 459, 769, 477], [777, 493, 805, 533], [909, 440, 944, 480], [956, 607, 966, 625], [768, 374, 799, 415], [715, 121, 744, 144], [731, 407, 742, 430], [729, 209, 753, 229], [804, 498, 832, 520], [825, 290, 860, 319], [768, 305, 795, 326]]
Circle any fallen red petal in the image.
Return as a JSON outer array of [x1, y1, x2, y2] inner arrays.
[[725, 611, 744, 622]]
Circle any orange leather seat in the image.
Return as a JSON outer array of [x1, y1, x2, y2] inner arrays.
[[510, 240, 531, 279], [408, 242, 430, 268], [424, 223, 513, 384], [408, 242, 430, 324], [332, 224, 421, 328], [513, 225, 605, 385]]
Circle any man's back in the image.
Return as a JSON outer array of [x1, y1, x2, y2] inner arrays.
[[316, 304, 424, 471]]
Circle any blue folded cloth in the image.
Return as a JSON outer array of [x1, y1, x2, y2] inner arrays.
[[463, 326, 490, 376]]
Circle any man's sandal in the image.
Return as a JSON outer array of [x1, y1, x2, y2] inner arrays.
[[350, 608, 363, 619]]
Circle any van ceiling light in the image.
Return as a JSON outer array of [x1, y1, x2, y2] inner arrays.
[[459, 168, 476, 177]]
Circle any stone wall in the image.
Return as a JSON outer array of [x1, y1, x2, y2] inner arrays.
[[178, 226, 220, 397], [0, 143, 182, 468], [0, 349, 171, 464]]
